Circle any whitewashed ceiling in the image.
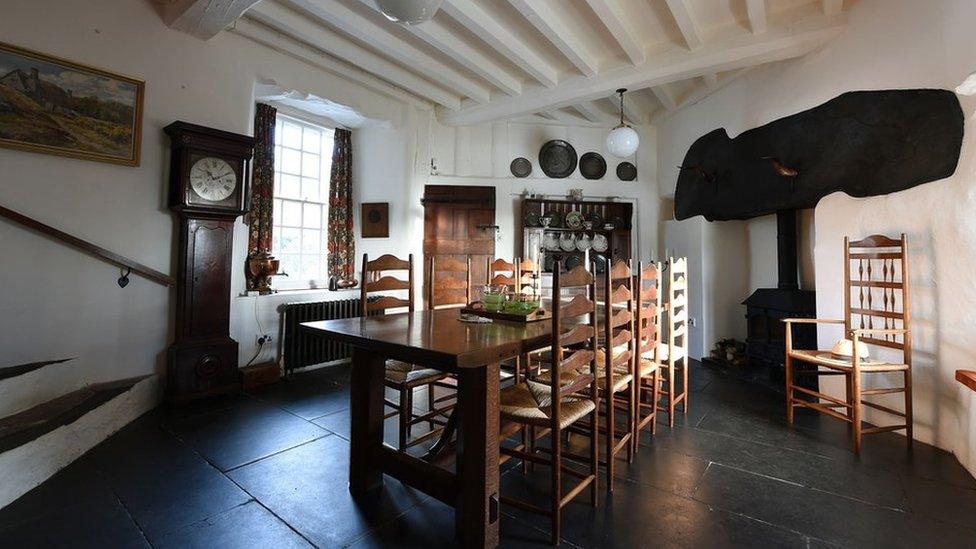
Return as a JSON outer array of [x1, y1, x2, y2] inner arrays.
[[161, 0, 850, 125]]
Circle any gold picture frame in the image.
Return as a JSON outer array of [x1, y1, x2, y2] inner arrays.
[[0, 41, 144, 166]]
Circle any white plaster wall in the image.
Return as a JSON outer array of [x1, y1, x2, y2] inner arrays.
[[0, 0, 418, 395], [655, 0, 976, 474]]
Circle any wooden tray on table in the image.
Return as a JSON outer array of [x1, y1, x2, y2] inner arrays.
[[460, 305, 551, 323]]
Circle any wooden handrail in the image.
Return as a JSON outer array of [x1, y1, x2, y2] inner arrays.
[[0, 204, 175, 287]]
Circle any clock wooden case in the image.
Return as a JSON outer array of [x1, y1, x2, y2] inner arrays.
[[164, 121, 255, 404]]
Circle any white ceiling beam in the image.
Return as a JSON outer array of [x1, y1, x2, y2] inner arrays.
[[653, 68, 753, 124], [583, 0, 644, 65], [702, 73, 718, 88], [438, 13, 844, 125], [823, 0, 844, 16], [440, 0, 559, 87], [246, 3, 460, 109], [398, 17, 522, 96], [745, 0, 767, 34], [154, 0, 261, 40], [506, 0, 598, 77], [664, 0, 703, 50], [287, 0, 490, 103], [573, 101, 616, 124], [650, 86, 677, 110], [231, 18, 429, 108]]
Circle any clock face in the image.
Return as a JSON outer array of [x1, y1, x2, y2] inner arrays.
[[189, 157, 238, 202]]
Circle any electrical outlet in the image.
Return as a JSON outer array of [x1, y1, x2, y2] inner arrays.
[[689, 317, 697, 327], [256, 334, 272, 346]]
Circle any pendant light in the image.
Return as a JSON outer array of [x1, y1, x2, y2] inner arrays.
[[375, 0, 443, 25], [606, 88, 640, 158]]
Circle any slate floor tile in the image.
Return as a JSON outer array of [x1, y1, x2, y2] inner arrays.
[[228, 435, 429, 548], [612, 444, 711, 498], [0, 488, 149, 549], [247, 377, 349, 420], [0, 453, 108, 528], [86, 418, 251, 541], [902, 474, 976, 529], [154, 501, 312, 549], [166, 398, 329, 471], [694, 463, 976, 548], [647, 422, 908, 509], [501, 467, 808, 548]]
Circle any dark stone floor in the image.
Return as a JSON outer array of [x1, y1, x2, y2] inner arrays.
[[2, 361, 975, 548]]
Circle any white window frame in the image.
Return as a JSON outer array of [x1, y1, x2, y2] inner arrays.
[[271, 114, 334, 291]]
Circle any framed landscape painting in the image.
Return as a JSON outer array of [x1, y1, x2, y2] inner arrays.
[[0, 41, 144, 166]]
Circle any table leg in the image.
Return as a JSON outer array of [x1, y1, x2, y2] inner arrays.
[[455, 362, 501, 548], [349, 348, 385, 495]]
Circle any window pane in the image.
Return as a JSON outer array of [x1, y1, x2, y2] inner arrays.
[[282, 122, 302, 149], [279, 174, 300, 199], [303, 127, 320, 152], [278, 227, 301, 254], [280, 148, 301, 175], [281, 201, 302, 227], [302, 177, 319, 202], [302, 229, 320, 253], [272, 199, 281, 226], [300, 256, 321, 282], [303, 203, 321, 228], [279, 253, 300, 277], [302, 152, 319, 179]]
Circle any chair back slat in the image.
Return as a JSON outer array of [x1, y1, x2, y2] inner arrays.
[[635, 261, 662, 361], [426, 255, 472, 310], [844, 234, 910, 355], [666, 257, 688, 352], [601, 259, 636, 388], [560, 324, 594, 347], [560, 293, 594, 318], [546, 260, 598, 425], [360, 253, 413, 316], [560, 265, 594, 288]]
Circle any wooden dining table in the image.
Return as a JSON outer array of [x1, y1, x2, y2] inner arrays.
[[300, 308, 556, 548]]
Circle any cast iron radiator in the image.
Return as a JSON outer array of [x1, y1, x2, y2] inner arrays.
[[279, 298, 376, 373]]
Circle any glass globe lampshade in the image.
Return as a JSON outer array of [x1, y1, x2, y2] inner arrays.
[[606, 125, 639, 158], [375, 0, 444, 25]]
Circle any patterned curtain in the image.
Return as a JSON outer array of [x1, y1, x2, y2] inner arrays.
[[248, 103, 276, 255], [327, 128, 355, 281]]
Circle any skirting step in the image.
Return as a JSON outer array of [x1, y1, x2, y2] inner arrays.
[[0, 375, 159, 509], [0, 358, 73, 382]]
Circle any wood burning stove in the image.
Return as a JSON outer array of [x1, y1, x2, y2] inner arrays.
[[742, 210, 817, 393]]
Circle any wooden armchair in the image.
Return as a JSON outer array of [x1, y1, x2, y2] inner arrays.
[[487, 257, 520, 292], [784, 234, 913, 453]]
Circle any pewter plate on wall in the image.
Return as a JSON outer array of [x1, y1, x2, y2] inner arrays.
[[617, 162, 637, 181], [579, 152, 607, 180], [510, 157, 532, 178], [539, 140, 578, 178]]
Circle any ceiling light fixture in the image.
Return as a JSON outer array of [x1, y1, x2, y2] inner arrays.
[[956, 71, 976, 95], [606, 88, 640, 158], [375, 0, 443, 25]]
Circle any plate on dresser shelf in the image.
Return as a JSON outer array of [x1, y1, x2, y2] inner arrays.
[[564, 254, 583, 271], [587, 212, 604, 229], [510, 157, 532, 178], [544, 232, 560, 251], [546, 210, 563, 228], [524, 211, 540, 227], [539, 139, 578, 178], [579, 152, 607, 180], [559, 233, 576, 251], [610, 215, 627, 230], [592, 234, 609, 252], [616, 161, 637, 181], [576, 233, 592, 251], [564, 211, 584, 230]]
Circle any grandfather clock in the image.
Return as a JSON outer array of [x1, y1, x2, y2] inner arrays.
[[165, 121, 254, 404]]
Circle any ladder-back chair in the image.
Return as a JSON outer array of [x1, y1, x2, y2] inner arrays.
[[634, 261, 662, 445], [487, 257, 520, 292], [784, 234, 912, 453], [593, 260, 638, 491], [426, 255, 472, 310], [360, 253, 449, 451], [499, 263, 599, 544], [658, 257, 690, 428]]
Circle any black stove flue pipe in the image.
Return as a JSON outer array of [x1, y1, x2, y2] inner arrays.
[[776, 209, 799, 290]]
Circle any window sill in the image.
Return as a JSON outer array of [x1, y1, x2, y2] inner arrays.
[[236, 287, 360, 299]]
